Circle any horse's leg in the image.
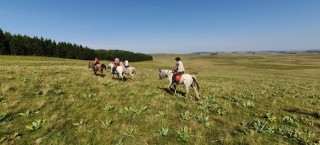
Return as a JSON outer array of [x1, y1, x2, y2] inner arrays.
[[121, 72, 125, 81], [173, 85, 177, 94], [130, 72, 134, 77], [186, 85, 190, 98], [128, 69, 134, 77], [192, 85, 200, 100], [167, 82, 172, 91], [122, 72, 125, 80], [101, 68, 105, 77], [133, 69, 136, 78], [117, 74, 122, 81]]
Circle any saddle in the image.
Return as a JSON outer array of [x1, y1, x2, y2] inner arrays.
[[94, 64, 100, 70], [175, 75, 182, 82]]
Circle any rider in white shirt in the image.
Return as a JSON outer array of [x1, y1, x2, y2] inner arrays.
[[124, 58, 129, 68], [172, 57, 185, 84]]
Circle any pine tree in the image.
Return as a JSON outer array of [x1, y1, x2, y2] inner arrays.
[[10, 35, 26, 55], [23, 35, 33, 55], [0, 28, 6, 54], [46, 39, 56, 57], [4, 32, 12, 55]]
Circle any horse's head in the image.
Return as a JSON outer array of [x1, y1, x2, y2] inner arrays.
[[88, 62, 92, 69], [107, 63, 113, 69], [159, 69, 167, 79], [101, 64, 107, 71]]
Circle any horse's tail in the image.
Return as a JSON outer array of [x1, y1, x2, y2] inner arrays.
[[132, 67, 136, 74], [132, 68, 137, 77], [191, 75, 200, 91], [88, 62, 91, 69], [101, 64, 106, 71]]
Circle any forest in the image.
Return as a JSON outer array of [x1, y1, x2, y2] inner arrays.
[[0, 28, 153, 62]]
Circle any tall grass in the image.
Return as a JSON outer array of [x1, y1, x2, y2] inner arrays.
[[0, 53, 319, 144]]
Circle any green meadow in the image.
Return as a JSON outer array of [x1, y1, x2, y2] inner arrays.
[[0, 53, 319, 144]]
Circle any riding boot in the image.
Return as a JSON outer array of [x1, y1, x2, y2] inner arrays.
[[172, 72, 178, 85], [112, 67, 116, 74], [172, 76, 176, 85]]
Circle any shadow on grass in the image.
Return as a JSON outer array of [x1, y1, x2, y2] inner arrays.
[[283, 108, 320, 119], [157, 87, 186, 96], [94, 73, 106, 77], [110, 76, 128, 81]]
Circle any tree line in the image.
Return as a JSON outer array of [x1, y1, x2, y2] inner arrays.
[[0, 28, 153, 61], [95, 49, 153, 62]]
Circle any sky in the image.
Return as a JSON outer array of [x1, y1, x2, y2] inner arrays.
[[0, 0, 320, 54]]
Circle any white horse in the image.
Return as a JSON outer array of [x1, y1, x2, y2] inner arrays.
[[123, 65, 136, 78], [119, 61, 136, 78], [159, 69, 200, 100], [107, 63, 127, 81]]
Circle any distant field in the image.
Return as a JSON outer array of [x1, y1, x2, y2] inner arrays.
[[0, 53, 319, 144]]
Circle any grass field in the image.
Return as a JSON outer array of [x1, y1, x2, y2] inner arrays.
[[0, 53, 320, 145]]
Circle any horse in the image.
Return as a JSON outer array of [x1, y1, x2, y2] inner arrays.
[[88, 62, 107, 77], [159, 69, 200, 100], [125, 66, 136, 78], [107, 63, 126, 81]]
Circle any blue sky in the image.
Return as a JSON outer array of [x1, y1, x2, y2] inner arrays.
[[0, 0, 320, 53]]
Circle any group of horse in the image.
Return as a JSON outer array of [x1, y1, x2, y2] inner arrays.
[[88, 62, 136, 81], [88, 62, 201, 100]]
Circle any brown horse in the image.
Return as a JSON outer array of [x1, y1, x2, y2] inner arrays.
[[88, 62, 107, 77]]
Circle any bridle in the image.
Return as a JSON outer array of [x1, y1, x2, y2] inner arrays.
[[159, 69, 170, 79], [107, 63, 113, 69]]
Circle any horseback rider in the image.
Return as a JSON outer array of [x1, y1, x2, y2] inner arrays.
[[172, 57, 185, 84], [94, 57, 100, 65], [124, 58, 129, 68], [113, 57, 120, 73], [94, 57, 100, 67]]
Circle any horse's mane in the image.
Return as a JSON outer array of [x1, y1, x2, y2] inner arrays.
[[162, 69, 172, 74]]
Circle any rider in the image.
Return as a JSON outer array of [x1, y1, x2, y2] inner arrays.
[[172, 57, 185, 84], [94, 57, 99, 64], [94, 57, 100, 67], [124, 58, 129, 68], [113, 57, 120, 73]]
